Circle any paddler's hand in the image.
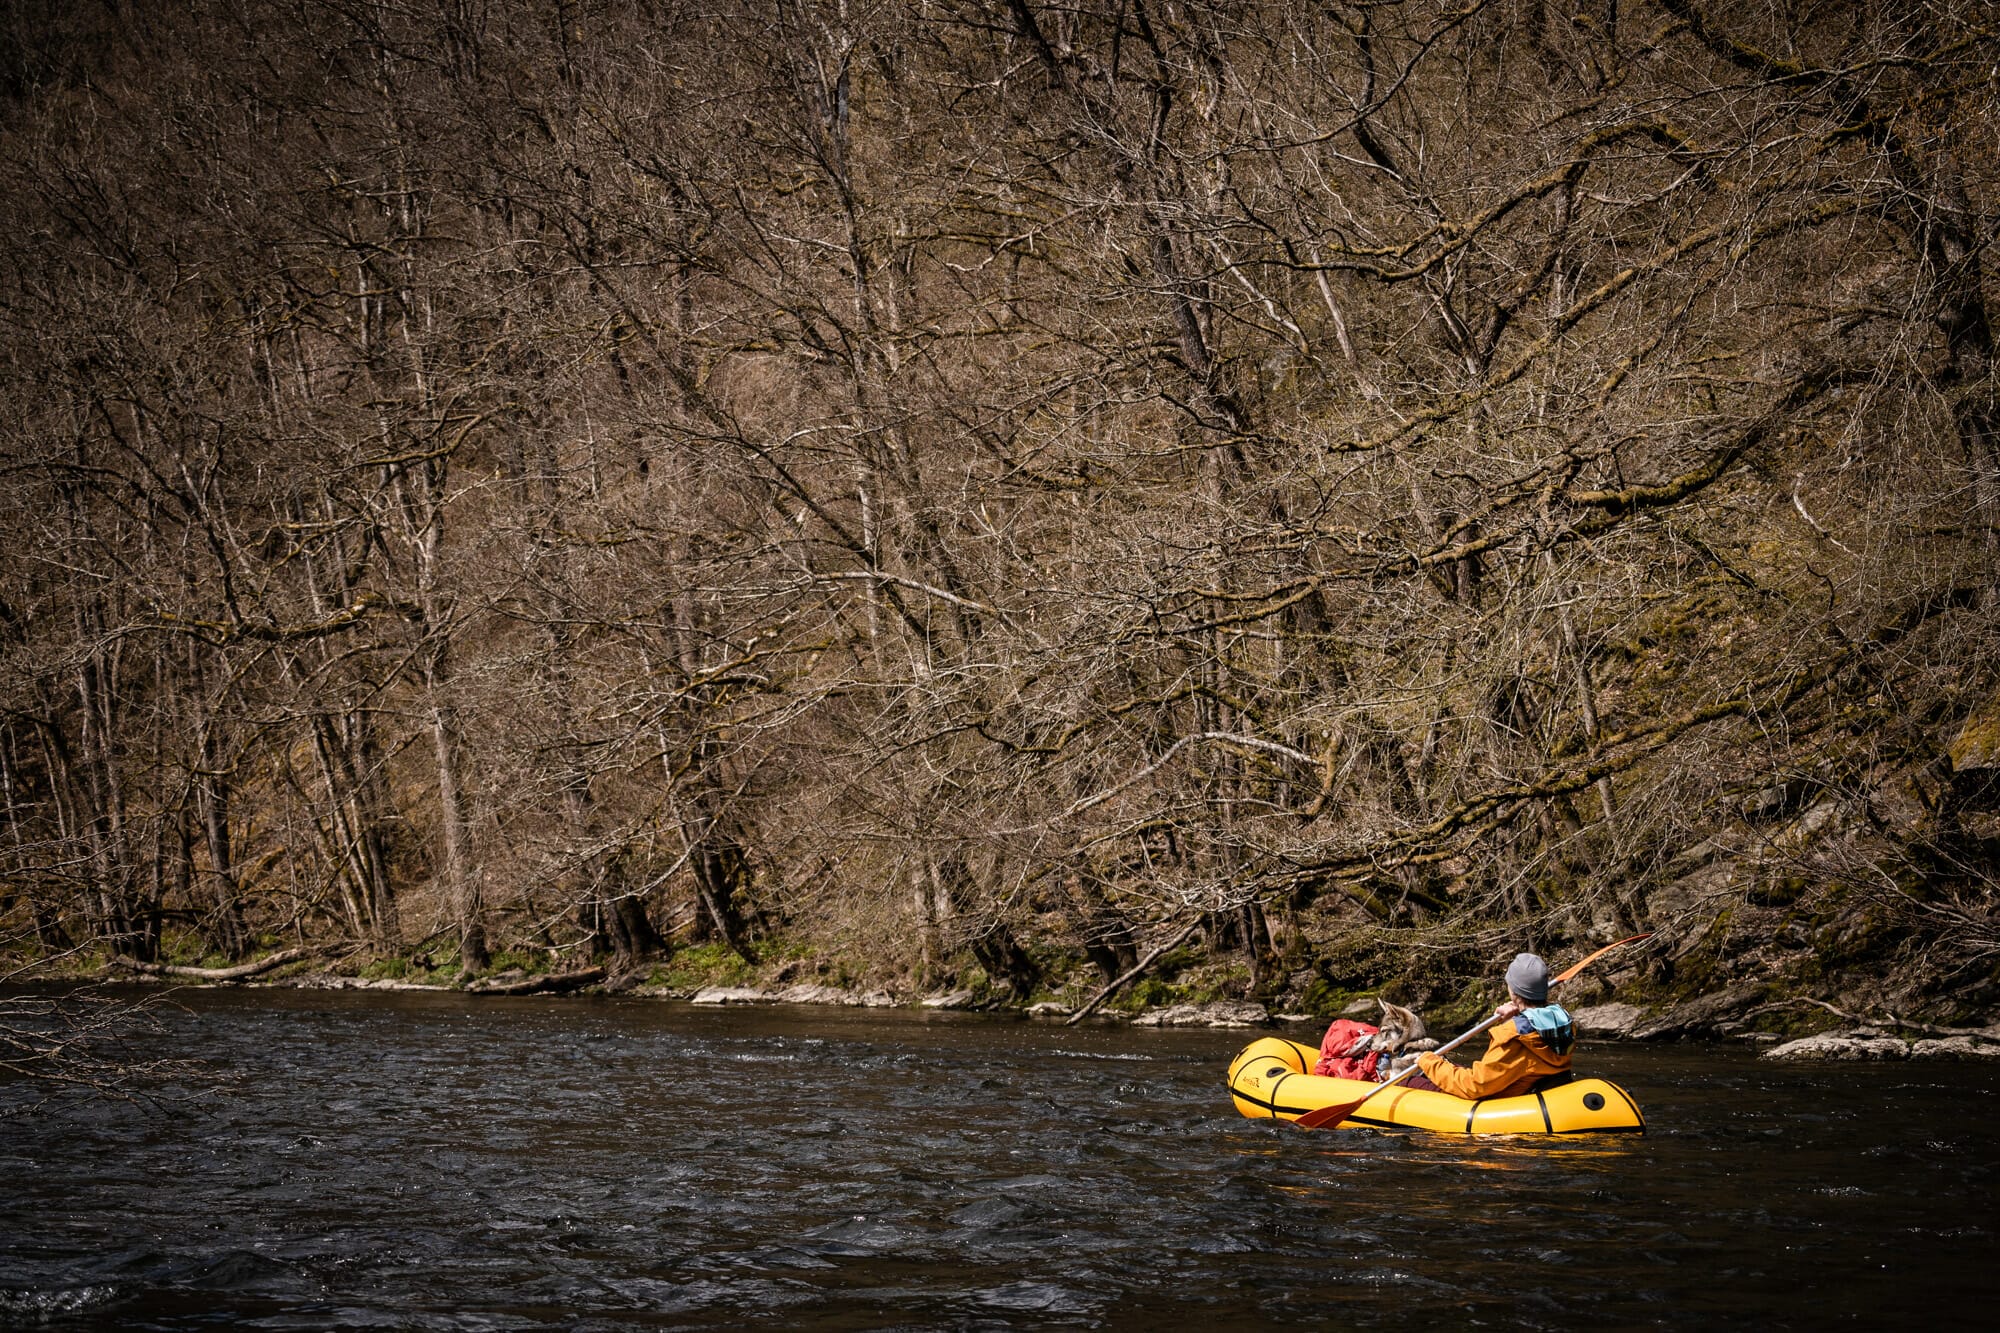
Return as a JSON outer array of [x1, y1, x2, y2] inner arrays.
[[1493, 998, 1526, 1022]]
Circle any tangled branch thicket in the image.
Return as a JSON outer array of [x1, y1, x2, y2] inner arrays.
[[2, 0, 1996, 1010]]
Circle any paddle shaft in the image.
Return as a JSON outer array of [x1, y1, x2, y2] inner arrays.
[[1292, 933, 1652, 1130]]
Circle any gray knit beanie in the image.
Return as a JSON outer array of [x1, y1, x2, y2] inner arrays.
[[1505, 952, 1550, 1005]]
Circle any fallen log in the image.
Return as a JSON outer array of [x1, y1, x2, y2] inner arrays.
[[466, 965, 606, 997], [106, 945, 321, 982]]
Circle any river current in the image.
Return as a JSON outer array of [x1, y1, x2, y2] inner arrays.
[[1, 987, 1993, 1329]]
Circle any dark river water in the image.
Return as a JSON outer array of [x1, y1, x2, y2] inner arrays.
[[1, 988, 1994, 1329]]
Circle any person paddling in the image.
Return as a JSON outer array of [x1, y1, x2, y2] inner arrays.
[[1396, 952, 1575, 1098]]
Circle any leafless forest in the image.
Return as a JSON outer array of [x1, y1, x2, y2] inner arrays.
[[3, 0, 1996, 1013]]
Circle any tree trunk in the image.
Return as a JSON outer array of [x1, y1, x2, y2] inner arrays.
[[428, 660, 488, 975]]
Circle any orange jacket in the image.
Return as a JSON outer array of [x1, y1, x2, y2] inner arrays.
[[1417, 1005, 1574, 1100]]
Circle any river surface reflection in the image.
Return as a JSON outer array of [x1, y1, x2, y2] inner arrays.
[[1, 987, 1993, 1328]]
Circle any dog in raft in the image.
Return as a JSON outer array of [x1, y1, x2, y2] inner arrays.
[[1312, 1000, 1438, 1082]]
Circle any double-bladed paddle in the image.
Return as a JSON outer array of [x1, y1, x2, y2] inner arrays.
[[1292, 933, 1653, 1130]]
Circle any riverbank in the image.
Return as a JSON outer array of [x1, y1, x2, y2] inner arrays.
[[51, 954, 2000, 1062]]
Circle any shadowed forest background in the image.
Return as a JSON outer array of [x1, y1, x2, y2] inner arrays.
[[3, 0, 1997, 1021]]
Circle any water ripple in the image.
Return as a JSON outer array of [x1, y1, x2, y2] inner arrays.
[[2, 989, 1995, 1329]]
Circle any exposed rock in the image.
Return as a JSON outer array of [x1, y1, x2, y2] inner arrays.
[[772, 983, 862, 1005], [920, 988, 979, 1010], [1748, 1010, 2000, 1060], [1772, 798, 1844, 853], [1637, 838, 1732, 925], [690, 986, 768, 1004], [1947, 691, 2000, 773], [1026, 1001, 1072, 1019], [1740, 778, 1816, 823], [1909, 1035, 2000, 1060], [1629, 981, 1769, 1039], [1765, 1033, 1912, 1061], [1131, 1000, 1268, 1028], [1571, 1002, 1644, 1036], [854, 989, 897, 1008]]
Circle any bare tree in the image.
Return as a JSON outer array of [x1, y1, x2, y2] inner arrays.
[[2, 0, 1994, 1011]]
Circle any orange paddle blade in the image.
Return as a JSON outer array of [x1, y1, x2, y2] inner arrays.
[[1553, 932, 1652, 984]]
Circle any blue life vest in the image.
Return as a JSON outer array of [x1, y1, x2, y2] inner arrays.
[[1513, 1003, 1575, 1056]]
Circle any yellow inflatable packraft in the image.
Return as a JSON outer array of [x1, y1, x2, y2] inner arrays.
[[1228, 1036, 1645, 1135]]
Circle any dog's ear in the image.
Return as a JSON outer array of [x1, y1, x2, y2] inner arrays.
[[1373, 997, 1404, 1051], [1376, 999, 1427, 1049]]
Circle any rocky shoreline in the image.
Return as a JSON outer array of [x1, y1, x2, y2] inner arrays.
[[181, 970, 2000, 1061]]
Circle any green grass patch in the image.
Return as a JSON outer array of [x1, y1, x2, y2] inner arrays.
[[660, 942, 755, 990], [1297, 976, 1365, 1019], [485, 949, 549, 975]]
